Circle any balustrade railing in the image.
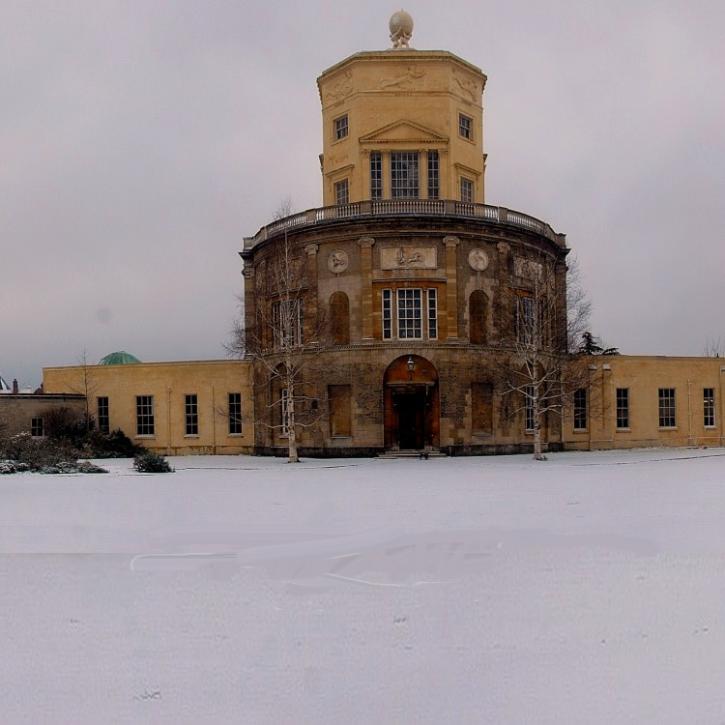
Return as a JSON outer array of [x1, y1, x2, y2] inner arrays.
[[244, 199, 564, 249]]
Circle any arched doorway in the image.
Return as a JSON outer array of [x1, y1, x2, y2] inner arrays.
[[384, 355, 439, 450]]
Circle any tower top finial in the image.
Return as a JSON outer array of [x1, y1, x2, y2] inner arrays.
[[389, 9, 414, 49]]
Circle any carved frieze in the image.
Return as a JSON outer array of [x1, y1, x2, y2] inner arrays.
[[514, 256, 542, 280], [380, 246, 437, 270], [452, 71, 480, 103], [325, 70, 353, 104], [379, 65, 425, 91]]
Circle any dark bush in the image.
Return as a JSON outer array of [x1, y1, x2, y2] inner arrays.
[[133, 451, 173, 473], [84, 429, 144, 458], [43, 407, 88, 445], [0, 432, 81, 470]]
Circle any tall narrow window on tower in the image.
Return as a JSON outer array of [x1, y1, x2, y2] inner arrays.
[[516, 295, 535, 344], [271, 299, 303, 348], [427, 288, 438, 339], [459, 113, 473, 140], [397, 289, 423, 339], [427, 150, 439, 199], [334, 179, 349, 205], [382, 289, 393, 340], [333, 113, 348, 140], [391, 152, 419, 198], [370, 151, 382, 200], [460, 177, 474, 203]]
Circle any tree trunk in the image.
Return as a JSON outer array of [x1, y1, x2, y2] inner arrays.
[[533, 396, 546, 461], [533, 423, 545, 460], [287, 376, 299, 463]]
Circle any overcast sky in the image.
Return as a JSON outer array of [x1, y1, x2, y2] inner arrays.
[[2, 0, 725, 386]]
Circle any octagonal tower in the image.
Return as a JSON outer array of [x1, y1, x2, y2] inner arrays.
[[318, 47, 487, 206]]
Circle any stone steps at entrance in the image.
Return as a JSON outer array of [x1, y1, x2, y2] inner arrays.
[[378, 450, 448, 459]]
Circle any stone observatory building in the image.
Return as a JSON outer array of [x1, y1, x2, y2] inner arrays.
[[240, 12, 569, 455], [43, 14, 725, 456]]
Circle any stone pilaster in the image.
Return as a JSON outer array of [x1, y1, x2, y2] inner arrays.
[[357, 237, 375, 340], [241, 265, 256, 336], [304, 244, 319, 343], [443, 236, 459, 339]]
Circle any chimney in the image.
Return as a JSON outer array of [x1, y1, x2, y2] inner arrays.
[[12, 379, 19, 394]]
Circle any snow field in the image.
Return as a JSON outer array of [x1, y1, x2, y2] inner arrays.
[[2, 449, 725, 723]]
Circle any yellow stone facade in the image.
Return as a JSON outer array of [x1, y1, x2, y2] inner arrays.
[[318, 50, 487, 205], [43, 360, 254, 455], [563, 356, 725, 450]]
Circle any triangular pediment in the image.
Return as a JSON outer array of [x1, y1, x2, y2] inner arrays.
[[359, 119, 448, 145]]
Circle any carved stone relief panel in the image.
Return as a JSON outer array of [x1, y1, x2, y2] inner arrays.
[[468, 248, 489, 272], [380, 246, 437, 270], [328, 250, 349, 274], [514, 256, 542, 280]]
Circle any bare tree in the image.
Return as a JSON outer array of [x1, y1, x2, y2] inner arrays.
[[66, 349, 98, 431], [228, 199, 328, 462], [565, 253, 592, 353], [703, 337, 724, 358], [496, 255, 590, 461]]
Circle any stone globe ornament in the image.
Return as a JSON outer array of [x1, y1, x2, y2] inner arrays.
[[389, 9, 414, 49]]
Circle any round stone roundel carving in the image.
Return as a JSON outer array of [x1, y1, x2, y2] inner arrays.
[[328, 250, 349, 274], [468, 248, 489, 272]]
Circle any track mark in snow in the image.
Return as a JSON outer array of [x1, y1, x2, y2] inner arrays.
[[325, 572, 452, 588], [130, 552, 237, 571]]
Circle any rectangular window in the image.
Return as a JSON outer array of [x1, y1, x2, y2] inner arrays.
[[184, 394, 199, 436], [391, 151, 419, 198], [616, 388, 629, 429], [382, 289, 393, 340], [228, 392, 242, 434], [97, 396, 109, 434], [370, 151, 382, 200], [516, 295, 534, 344], [397, 288, 423, 339], [658, 388, 676, 428], [704, 388, 715, 427], [574, 388, 588, 431], [271, 299, 303, 348], [334, 114, 348, 140], [136, 395, 155, 436], [31, 417, 44, 438], [281, 388, 290, 435], [471, 383, 493, 435], [328, 385, 352, 437], [459, 113, 473, 140], [427, 150, 439, 199], [524, 386, 535, 432], [460, 177, 474, 203], [334, 178, 349, 205], [427, 288, 438, 339]]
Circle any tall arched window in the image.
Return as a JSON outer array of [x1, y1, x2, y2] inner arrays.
[[469, 290, 488, 344], [329, 291, 350, 345]]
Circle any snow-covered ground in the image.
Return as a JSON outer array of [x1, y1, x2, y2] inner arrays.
[[3, 448, 725, 724]]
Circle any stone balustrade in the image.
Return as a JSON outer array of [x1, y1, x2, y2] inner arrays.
[[243, 199, 566, 250]]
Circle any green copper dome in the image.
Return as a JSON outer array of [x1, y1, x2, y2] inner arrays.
[[99, 351, 141, 366]]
